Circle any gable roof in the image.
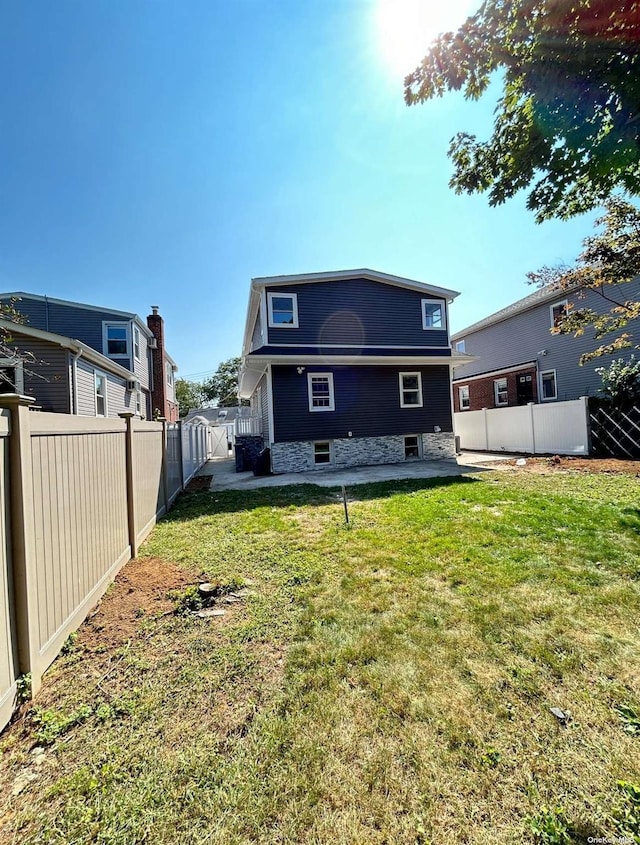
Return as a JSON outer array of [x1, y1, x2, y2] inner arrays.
[[0, 318, 138, 381], [0, 291, 154, 337], [242, 268, 460, 356], [450, 284, 577, 340]]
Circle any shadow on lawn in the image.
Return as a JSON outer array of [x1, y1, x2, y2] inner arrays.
[[163, 474, 481, 521]]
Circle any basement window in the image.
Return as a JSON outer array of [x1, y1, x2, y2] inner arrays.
[[404, 435, 421, 459], [314, 441, 331, 465]]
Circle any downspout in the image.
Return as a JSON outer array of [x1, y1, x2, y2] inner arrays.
[[71, 346, 82, 415]]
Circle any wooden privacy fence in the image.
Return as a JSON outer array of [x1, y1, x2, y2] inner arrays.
[[454, 398, 591, 455], [589, 402, 640, 459], [0, 396, 209, 732]]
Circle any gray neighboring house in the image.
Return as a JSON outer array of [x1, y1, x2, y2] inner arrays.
[[451, 279, 640, 413], [0, 292, 179, 419], [239, 268, 471, 473], [0, 318, 140, 417]]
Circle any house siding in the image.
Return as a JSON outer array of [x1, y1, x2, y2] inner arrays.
[[271, 364, 453, 443], [75, 359, 135, 418], [266, 278, 449, 349], [256, 373, 270, 442], [9, 338, 71, 413], [251, 313, 263, 352], [453, 279, 640, 401], [131, 327, 150, 390]]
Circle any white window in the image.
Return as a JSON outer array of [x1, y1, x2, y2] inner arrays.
[[95, 372, 108, 417], [494, 377, 508, 406], [550, 300, 568, 328], [308, 373, 335, 411], [0, 358, 24, 394], [166, 362, 174, 387], [313, 441, 332, 465], [135, 390, 142, 417], [267, 292, 298, 328], [133, 326, 141, 361], [103, 322, 129, 357], [458, 385, 470, 410], [399, 372, 423, 408], [454, 339, 466, 353], [422, 299, 445, 330], [404, 435, 421, 460], [540, 369, 557, 400]]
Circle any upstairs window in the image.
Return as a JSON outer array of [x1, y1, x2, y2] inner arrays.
[[104, 322, 129, 357], [422, 299, 445, 331], [268, 292, 298, 328], [166, 362, 174, 387], [399, 372, 423, 408], [133, 326, 141, 361], [458, 385, 470, 410], [494, 377, 508, 407], [454, 339, 466, 353], [550, 300, 568, 328], [308, 373, 335, 411]]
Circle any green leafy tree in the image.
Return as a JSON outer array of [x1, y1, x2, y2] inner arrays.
[[596, 355, 640, 405], [202, 357, 248, 407], [404, 0, 640, 222], [175, 378, 205, 418], [527, 197, 640, 362]]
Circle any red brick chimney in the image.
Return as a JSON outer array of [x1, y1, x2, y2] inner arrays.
[[147, 306, 178, 421]]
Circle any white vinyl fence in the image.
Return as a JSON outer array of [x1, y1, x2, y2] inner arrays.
[[0, 396, 210, 732], [454, 398, 590, 455]]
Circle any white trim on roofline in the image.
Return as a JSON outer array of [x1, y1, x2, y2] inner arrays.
[[452, 361, 537, 383]]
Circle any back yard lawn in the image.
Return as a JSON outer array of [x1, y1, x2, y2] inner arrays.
[[1, 471, 639, 844]]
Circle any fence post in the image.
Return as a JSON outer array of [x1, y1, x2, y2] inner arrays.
[[119, 413, 138, 558], [0, 394, 42, 694], [160, 418, 169, 513], [177, 420, 185, 490], [482, 408, 489, 451], [528, 402, 537, 454], [582, 396, 593, 455]]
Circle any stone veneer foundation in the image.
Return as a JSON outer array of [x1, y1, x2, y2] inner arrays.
[[270, 432, 456, 474]]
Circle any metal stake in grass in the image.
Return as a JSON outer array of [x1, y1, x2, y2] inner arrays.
[[342, 485, 349, 524]]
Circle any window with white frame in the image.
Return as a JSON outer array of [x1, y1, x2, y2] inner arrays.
[[95, 372, 108, 417], [308, 373, 335, 411], [454, 339, 466, 353], [399, 372, 423, 407], [136, 390, 142, 417], [0, 358, 24, 394], [103, 322, 129, 357], [458, 385, 470, 410], [540, 369, 557, 400], [313, 441, 332, 465], [166, 362, 174, 387], [550, 300, 568, 328], [421, 299, 445, 330], [404, 435, 421, 459], [267, 292, 298, 328], [133, 325, 141, 361], [494, 377, 508, 406]]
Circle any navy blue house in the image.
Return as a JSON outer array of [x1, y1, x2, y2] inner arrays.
[[239, 269, 471, 473]]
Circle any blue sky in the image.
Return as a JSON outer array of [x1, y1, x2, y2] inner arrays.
[[0, 0, 597, 380]]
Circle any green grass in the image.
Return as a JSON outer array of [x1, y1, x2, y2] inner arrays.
[[1, 471, 639, 844]]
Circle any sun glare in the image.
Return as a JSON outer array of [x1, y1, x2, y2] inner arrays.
[[376, 0, 476, 80]]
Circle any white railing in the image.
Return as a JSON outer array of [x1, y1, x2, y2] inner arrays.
[[235, 416, 262, 436]]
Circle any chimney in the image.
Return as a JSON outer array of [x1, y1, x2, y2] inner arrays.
[[147, 306, 166, 420]]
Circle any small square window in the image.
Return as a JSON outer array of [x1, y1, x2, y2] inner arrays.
[[458, 385, 470, 410], [494, 378, 508, 407], [541, 370, 557, 400], [399, 372, 423, 408], [454, 339, 466, 353], [404, 435, 421, 459], [268, 292, 299, 328], [314, 441, 331, 465], [422, 299, 445, 330], [308, 373, 335, 411], [550, 300, 568, 328]]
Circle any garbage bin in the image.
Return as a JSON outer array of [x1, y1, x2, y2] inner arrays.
[[253, 447, 271, 476], [234, 444, 246, 472]]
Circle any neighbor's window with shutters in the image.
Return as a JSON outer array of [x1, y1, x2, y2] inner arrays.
[[95, 372, 107, 417], [399, 372, 423, 408], [308, 373, 335, 411], [494, 378, 508, 406]]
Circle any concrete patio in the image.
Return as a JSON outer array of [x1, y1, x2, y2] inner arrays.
[[197, 452, 512, 491]]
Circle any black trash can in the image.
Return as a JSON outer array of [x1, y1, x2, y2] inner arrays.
[[253, 447, 271, 476], [234, 444, 246, 472]]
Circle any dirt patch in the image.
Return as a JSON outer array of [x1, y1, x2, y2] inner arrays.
[[79, 557, 198, 652], [481, 455, 640, 475], [185, 475, 212, 493]]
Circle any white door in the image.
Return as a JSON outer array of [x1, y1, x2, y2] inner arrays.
[[210, 426, 229, 458]]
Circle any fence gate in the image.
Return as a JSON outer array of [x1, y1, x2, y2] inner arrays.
[[210, 426, 229, 458], [589, 403, 640, 459]]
